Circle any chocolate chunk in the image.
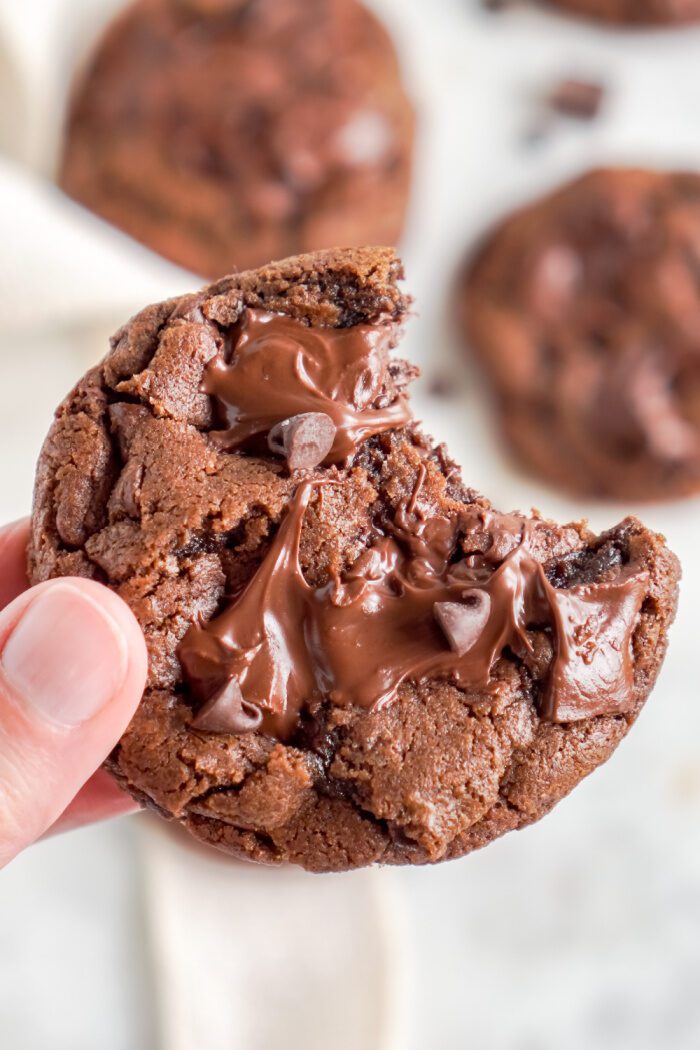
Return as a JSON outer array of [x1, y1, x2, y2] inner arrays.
[[548, 79, 605, 120], [192, 679, 263, 734], [267, 412, 337, 470], [541, 574, 648, 722], [433, 592, 491, 657]]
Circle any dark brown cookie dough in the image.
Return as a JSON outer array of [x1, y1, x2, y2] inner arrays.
[[545, 0, 700, 24], [459, 168, 700, 502], [30, 247, 679, 872], [59, 0, 414, 277]]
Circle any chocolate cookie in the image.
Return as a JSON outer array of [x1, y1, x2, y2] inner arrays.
[[459, 168, 700, 502], [545, 0, 700, 23], [59, 0, 414, 277], [30, 247, 679, 872]]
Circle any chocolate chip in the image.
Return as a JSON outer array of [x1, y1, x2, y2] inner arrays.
[[521, 112, 555, 149], [434, 591, 491, 656], [247, 180, 296, 222], [192, 679, 263, 734], [548, 79, 605, 120], [267, 412, 336, 470]]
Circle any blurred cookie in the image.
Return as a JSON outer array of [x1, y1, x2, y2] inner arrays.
[[30, 246, 679, 872], [59, 0, 414, 276], [459, 168, 700, 502], [545, 0, 700, 24]]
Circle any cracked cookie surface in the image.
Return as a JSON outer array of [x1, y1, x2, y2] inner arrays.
[[30, 247, 679, 871]]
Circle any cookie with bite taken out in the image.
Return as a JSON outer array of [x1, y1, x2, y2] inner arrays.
[[30, 247, 679, 871]]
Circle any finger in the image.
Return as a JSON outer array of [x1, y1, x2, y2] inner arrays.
[[48, 769, 139, 836], [0, 519, 30, 610], [0, 577, 148, 867]]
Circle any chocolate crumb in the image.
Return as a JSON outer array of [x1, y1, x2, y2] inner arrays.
[[428, 373, 460, 399], [522, 112, 556, 149], [548, 78, 605, 120]]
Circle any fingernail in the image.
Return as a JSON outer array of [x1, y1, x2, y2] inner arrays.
[[1, 583, 128, 727]]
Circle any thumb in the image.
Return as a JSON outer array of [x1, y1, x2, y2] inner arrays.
[[0, 577, 147, 866]]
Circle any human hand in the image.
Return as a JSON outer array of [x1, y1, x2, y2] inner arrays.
[[0, 519, 148, 867]]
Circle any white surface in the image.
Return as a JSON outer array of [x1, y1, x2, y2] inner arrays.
[[0, 815, 156, 1050], [2, 2, 700, 1049]]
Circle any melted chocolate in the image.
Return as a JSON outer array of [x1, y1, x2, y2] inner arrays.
[[203, 309, 412, 463], [192, 678, 263, 734], [178, 480, 648, 738]]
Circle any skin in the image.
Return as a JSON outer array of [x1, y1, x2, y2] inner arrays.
[[0, 519, 148, 867]]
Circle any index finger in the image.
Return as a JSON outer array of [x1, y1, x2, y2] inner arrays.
[[0, 519, 30, 610], [46, 769, 140, 836]]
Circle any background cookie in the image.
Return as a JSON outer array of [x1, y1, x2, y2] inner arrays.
[[59, 0, 414, 277], [459, 168, 700, 502], [544, 0, 700, 24], [30, 247, 679, 872]]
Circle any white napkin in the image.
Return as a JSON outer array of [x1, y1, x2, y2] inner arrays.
[[140, 820, 411, 1050], [0, 0, 196, 338], [0, 155, 195, 336]]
